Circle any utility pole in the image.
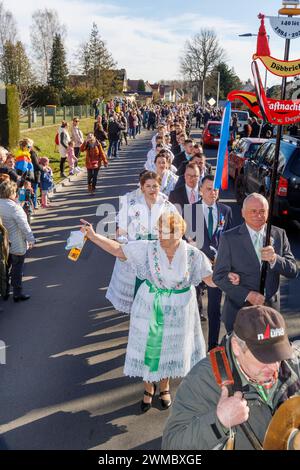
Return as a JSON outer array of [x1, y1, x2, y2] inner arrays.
[[216, 71, 220, 107]]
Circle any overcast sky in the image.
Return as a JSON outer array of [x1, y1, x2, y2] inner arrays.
[[5, 0, 297, 87]]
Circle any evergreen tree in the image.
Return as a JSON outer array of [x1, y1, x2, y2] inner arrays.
[[137, 79, 146, 92], [206, 62, 242, 100], [1, 40, 33, 88], [80, 23, 116, 88], [48, 34, 68, 90]]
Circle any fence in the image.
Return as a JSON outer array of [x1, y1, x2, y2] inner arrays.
[[20, 105, 96, 130]]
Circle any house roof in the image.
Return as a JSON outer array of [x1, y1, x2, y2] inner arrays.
[[127, 80, 140, 92], [124, 91, 153, 96], [149, 83, 160, 91]]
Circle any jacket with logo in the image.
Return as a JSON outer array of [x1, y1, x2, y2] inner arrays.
[[162, 335, 300, 450]]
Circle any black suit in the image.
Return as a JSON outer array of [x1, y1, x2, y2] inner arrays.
[[191, 201, 233, 350], [171, 143, 181, 156], [174, 165, 212, 191], [173, 151, 189, 169], [213, 223, 298, 333], [177, 161, 212, 177], [168, 185, 191, 214]]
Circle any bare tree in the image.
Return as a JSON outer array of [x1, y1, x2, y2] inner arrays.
[[30, 8, 65, 84], [180, 29, 225, 104], [0, 2, 18, 53]]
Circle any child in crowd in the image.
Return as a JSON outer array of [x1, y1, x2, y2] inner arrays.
[[19, 181, 35, 224], [67, 140, 82, 175], [39, 157, 54, 208], [67, 140, 78, 176]]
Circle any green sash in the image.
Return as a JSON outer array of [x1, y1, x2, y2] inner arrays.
[[144, 280, 191, 372]]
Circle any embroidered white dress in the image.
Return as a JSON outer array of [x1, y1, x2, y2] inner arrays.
[[160, 170, 178, 197], [122, 239, 212, 382], [106, 192, 177, 314]]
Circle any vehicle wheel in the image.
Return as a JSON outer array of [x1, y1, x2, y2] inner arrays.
[[235, 174, 246, 205]]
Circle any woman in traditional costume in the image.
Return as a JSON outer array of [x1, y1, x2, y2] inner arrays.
[[106, 171, 177, 314], [81, 212, 214, 412], [155, 152, 178, 197]]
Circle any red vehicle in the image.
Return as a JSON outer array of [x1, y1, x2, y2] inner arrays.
[[202, 121, 222, 148], [229, 137, 268, 181]]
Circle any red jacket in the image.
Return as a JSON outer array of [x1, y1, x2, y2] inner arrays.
[[80, 140, 108, 170]]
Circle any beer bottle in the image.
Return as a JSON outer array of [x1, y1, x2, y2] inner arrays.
[[68, 238, 87, 262]]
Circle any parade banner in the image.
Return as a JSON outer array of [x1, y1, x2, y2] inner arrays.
[[227, 90, 300, 125], [253, 14, 300, 77], [269, 16, 300, 39], [214, 101, 231, 191], [253, 54, 300, 77]]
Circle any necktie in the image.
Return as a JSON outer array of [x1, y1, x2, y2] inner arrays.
[[208, 207, 214, 239], [190, 189, 196, 204], [253, 232, 262, 261]]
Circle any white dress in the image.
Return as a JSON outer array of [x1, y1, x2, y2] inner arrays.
[[106, 192, 177, 314], [160, 170, 178, 197], [122, 239, 212, 382]]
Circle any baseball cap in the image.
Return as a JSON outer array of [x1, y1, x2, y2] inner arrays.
[[233, 306, 293, 364]]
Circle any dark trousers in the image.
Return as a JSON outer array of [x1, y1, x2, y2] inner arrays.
[[207, 286, 223, 351], [122, 131, 128, 145], [108, 140, 118, 158], [60, 157, 67, 174], [7, 254, 26, 297], [147, 121, 155, 131], [87, 168, 99, 189], [32, 182, 39, 208], [74, 147, 80, 159]]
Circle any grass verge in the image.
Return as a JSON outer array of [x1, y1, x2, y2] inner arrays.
[[16, 118, 96, 182]]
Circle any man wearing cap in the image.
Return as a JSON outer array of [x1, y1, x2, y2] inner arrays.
[[162, 305, 300, 450], [213, 193, 297, 333]]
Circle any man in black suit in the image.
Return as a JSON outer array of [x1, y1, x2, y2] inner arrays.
[[213, 193, 298, 333], [173, 139, 194, 169], [190, 175, 233, 350], [169, 163, 200, 213], [177, 153, 212, 178], [171, 131, 185, 156]]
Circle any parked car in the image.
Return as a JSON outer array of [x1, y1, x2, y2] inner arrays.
[[229, 137, 268, 180], [231, 109, 250, 132], [235, 136, 300, 222], [202, 121, 221, 147]]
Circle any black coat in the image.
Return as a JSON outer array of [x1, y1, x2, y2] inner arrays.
[[171, 143, 181, 156], [191, 201, 233, 261], [173, 150, 188, 169], [94, 123, 108, 143], [251, 121, 260, 137], [0, 167, 18, 183], [30, 150, 44, 184], [168, 185, 190, 213], [108, 121, 124, 141]]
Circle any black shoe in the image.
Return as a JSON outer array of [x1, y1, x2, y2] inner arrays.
[[200, 314, 207, 322], [141, 383, 156, 413], [13, 294, 31, 302], [60, 172, 67, 178], [159, 390, 172, 410]]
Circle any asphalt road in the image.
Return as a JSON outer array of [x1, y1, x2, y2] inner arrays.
[[0, 127, 299, 450]]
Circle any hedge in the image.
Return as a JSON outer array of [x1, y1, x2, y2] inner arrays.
[[0, 85, 20, 149]]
